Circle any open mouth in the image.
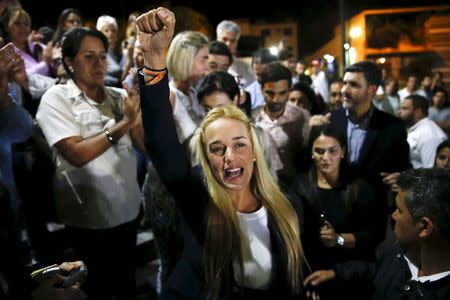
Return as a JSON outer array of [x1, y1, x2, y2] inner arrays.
[[225, 167, 243, 179]]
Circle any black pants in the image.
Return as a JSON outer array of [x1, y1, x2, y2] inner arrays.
[[65, 217, 138, 300]]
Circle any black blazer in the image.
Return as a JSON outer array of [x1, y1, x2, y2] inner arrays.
[[139, 74, 306, 299], [329, 108, 410, 209], [329, 107, 410, 177]]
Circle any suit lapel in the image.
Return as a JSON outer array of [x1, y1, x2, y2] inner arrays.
[[330, 108, 348, 139]]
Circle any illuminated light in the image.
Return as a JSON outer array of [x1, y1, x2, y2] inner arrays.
[[349, 47, 357, 64], [349, 26, 362, 39], [378, 57, 386, 64], [304, 69, 311, 76], [269, 46, 278, 56], [324, 54, 334, 63], [344, 43, 350, 50]]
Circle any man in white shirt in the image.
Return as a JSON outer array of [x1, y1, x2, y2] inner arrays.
[[398, 75, 427, 102], [310, 59, 328, 103], [216, 20, 256, 88], [252, 62, 310, 188], [398, 94, 447, 168]]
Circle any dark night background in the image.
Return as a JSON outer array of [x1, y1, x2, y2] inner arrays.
[[22, 0, 449, 57]]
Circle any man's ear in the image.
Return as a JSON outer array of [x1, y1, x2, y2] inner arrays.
[[417, 217, 434, 238], [368, 84, 378, 96]]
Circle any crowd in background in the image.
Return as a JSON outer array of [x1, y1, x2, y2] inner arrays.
[[0, 1, 449, 299]]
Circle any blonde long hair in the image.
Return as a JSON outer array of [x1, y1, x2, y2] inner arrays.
[[197, 106, 306, 298]]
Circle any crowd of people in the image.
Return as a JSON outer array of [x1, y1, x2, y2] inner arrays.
[[0, 1, 449, 300]]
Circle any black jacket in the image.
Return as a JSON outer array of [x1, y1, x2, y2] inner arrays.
[[333, 244, 450, 300], [139, 73, 306, 299]]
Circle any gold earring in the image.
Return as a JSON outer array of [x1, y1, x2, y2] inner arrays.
[[69, 65, 74, 73]]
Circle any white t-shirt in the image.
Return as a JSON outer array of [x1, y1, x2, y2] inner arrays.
[[229, 57, 256, 89], [245, 80, 265, 110], [311, 71, 328, 103], [36, 79, 142, 229], [407, 117, 447, 168], [233, 206, 272, 290]]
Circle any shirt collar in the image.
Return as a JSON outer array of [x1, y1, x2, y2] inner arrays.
[[346, 105, 374, 130], [408, 117, 428, 133], [404, 254, 450, 283], [66, 79, 110, 106]]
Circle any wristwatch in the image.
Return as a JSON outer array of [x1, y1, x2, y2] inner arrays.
[[336, 234, 345, 247]]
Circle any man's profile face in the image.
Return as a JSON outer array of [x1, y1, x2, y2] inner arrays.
[[217, 31, 238, 55], [329, 82, 344, 110], [398, 98, 415, 127], [262, 80, 290, 114], [342, 72, 372, 111], [392, 190, 419, 249]]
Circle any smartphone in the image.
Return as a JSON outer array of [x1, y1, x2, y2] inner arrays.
[[31, 264, 61, 281], [0, 43, 15, 58], [61, 264, 88, 288]]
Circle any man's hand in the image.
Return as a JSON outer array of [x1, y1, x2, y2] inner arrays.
[[380, 172, 400, 192], [309, 113, 331, 127], [304, 270, 336, 287], [136, 7, 175, 69]]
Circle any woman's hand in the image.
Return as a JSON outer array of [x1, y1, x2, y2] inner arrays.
[[28, 30, 44, 43], [320, 220, 338, 248], [31, 261, 87, 300], [0, 44, 21, 110], [122, 82, 141, 128], [11, 56, 28, 89], [136, 7, 175, 69], [42, 42, 61, 65]]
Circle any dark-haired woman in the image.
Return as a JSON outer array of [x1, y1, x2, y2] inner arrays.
[[290, 124, 386, 298], [36, 27, 145, 300], [435, 140, 450, 169], [52, 8, 82, 44]]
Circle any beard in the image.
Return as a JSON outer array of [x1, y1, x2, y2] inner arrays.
[[266, 101, 285, 113], [401, 114, 414, 128]]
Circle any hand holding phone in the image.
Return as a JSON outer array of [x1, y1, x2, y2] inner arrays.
[[61, 264, 88, 288]]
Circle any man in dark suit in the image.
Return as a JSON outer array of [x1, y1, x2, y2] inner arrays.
[[326, 61, 410, 211]]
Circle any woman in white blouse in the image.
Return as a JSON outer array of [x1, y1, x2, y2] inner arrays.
[[36, 27, 144, 300]]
